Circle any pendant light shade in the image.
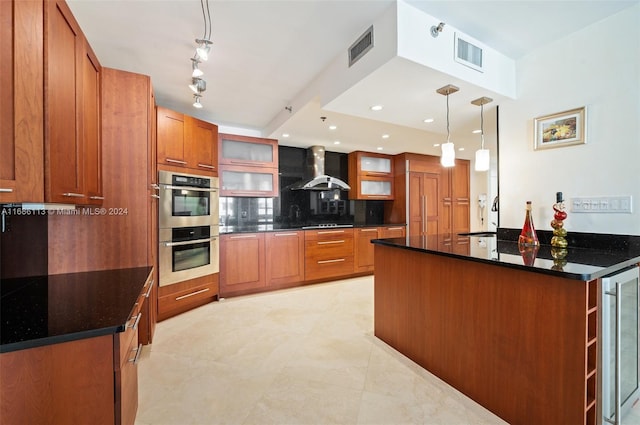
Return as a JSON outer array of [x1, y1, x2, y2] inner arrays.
[[436, 84, 459, 168], [471, 96, 493, 172]]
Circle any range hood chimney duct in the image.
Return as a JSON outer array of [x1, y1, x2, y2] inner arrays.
[[290, 146, 351, 191]]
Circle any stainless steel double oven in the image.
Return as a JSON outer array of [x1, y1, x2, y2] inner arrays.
[[158, 170, 219, 286]]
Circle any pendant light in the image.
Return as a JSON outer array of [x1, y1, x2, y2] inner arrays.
[[436, 84, 459, 168], [471, 96, 493, 172]]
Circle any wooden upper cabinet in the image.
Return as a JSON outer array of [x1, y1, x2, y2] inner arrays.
[[189, 117, 218, 174], [82, 39, 103, 205], [156, 107, 218, 176], [219, 134, 277, 168], [348, 151, 394, 200], [218, 133, 279, 197], [157, 107, 187, 167], [0, 0, 44, 203], [44, 0, 102, 205]]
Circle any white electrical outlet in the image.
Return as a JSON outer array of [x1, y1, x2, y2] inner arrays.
[[570, 196, 633, 213]]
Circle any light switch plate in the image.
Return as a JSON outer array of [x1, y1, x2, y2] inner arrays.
[[570, 196, 632, 213]]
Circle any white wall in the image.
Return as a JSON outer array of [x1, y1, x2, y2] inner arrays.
[[499, 4, 640, 236]]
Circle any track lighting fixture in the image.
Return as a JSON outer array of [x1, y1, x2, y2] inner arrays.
[[430, 22, 445, 38], [436, 84, 459, 168], [189, 0, 212, 107], [471, 96, 493, 172]]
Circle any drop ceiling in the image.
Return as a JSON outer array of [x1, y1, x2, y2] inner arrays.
[[67, 0, 637, 157]]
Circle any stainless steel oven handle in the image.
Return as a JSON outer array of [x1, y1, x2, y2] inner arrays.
[[162, 236, 218, 247], [160, 184, 218, 193]]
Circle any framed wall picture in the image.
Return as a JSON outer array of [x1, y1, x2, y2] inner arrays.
[[534, 106, 586, 150]]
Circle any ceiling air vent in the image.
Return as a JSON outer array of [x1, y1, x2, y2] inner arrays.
[[454, 33, 483, 72], [348, 25, 374, 67]]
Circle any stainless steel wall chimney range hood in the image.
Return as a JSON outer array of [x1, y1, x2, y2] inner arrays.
[[290, 146, 350, 191]]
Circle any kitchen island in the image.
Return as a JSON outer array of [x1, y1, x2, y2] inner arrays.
[[0, 267, 153, 425], [372, 232, 640, 425]]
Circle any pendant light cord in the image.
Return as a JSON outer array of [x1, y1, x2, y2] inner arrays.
[[446, 93, 451, 143], [480, 103, 485, 149]]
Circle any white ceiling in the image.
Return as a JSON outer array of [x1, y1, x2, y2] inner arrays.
[[68, 0, 637, 157]]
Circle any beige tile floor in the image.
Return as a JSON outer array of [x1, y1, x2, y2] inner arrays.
[[137, 275, 624, 425]]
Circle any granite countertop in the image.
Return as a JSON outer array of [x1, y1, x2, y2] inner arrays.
[[372, 231, 640, 281], [1, 266, 152, 353], [220, 222, 406, 234]]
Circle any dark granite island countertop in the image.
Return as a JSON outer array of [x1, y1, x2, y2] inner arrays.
[[372, 232, 640, 281], [1, 266, 152, 353]]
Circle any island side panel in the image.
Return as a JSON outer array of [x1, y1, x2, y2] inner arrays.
[[374, 244, 588, 425]]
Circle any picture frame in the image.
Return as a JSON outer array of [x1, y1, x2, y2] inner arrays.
[[534, 106, 586, 150]]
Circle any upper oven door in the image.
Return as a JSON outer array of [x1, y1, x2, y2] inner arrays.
[[159, 171, 219, 228]]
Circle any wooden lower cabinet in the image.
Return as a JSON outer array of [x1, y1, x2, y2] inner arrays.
[[265, 231, 305, 286], [158, 274, 219, 321], [304, 229, 354, 281], [354, 227, 379, 273], [220, 233, 266, 296]]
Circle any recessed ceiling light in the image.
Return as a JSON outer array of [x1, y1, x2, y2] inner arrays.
[[370, 105, 383, 111], [377, 147, 383, 151], [334, 141, 340, 145], [458, 147, 465, 151], [282, 133, 290, 138], [382, 134, 390, 139], [433, 143, 440, 147], [423, 118, 434, 123], [329, 125, 337, 130], [472, 129, 481, 134]]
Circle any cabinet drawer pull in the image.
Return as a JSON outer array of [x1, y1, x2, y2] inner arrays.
[[198, 163, 216, 169], [274, 233, 297, 237], [386, 227, 403, 231], [317, 230, 345, 235], [89, 196, 105, 200], [129, 344, 143, 364], [317, 240, 344, 245], [317, 258, 345, 264], [62, 192, 84, 198], [175, 287, 210, 301], [360, 228, 378, 233], [150, 184, 160, 190], [151, 194, 160, 199], [165, 158, 187, 165], [229, 235, 257, 239], [0, 188, 14, 193], [126, 313, 142, 330], [228, 191, 268, 195], [144, 280, 154, 298]]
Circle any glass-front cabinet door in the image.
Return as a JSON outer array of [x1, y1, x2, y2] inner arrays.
[[348, 151, 395, 200], [219, 134, 278, 168]]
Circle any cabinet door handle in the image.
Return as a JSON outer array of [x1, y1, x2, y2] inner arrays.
[[317, 258, 345, 264], [62, 192, 84, 198], [0, 188, 13, 193], [364, 171, 388, 176], [175, 287, 210, 301], [229, 234, 257, 239], [128, 344, 143, 364], [274, 233, 297, 237], [317, 240, 344, 245], [150, 184, 160, 190], [365, 195, 389, 199], [165, 158, 187, 165], [198, 163, 216, 169], [229, 160, 261, 166], [89, 196, 105, 200], [126, 313, 142, 330], [151, 194, 160, 199], [227, 191, 268, 195]]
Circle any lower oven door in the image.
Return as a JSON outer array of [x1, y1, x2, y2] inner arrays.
[[159, 226, 219, 286]]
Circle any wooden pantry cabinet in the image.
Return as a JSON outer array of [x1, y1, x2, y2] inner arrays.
[[1, 0, 102, 205], [156, 106, 218, 175]]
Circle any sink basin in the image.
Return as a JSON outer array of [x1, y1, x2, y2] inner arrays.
[[458, 231, 497, 237]]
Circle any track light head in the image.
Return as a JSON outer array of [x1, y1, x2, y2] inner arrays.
[[430, 22, 445, 38], [191, 58, 204, 77], [193, 94, 203, 109], [188, 77, 206, 94], [195, 39, 212, 61]]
